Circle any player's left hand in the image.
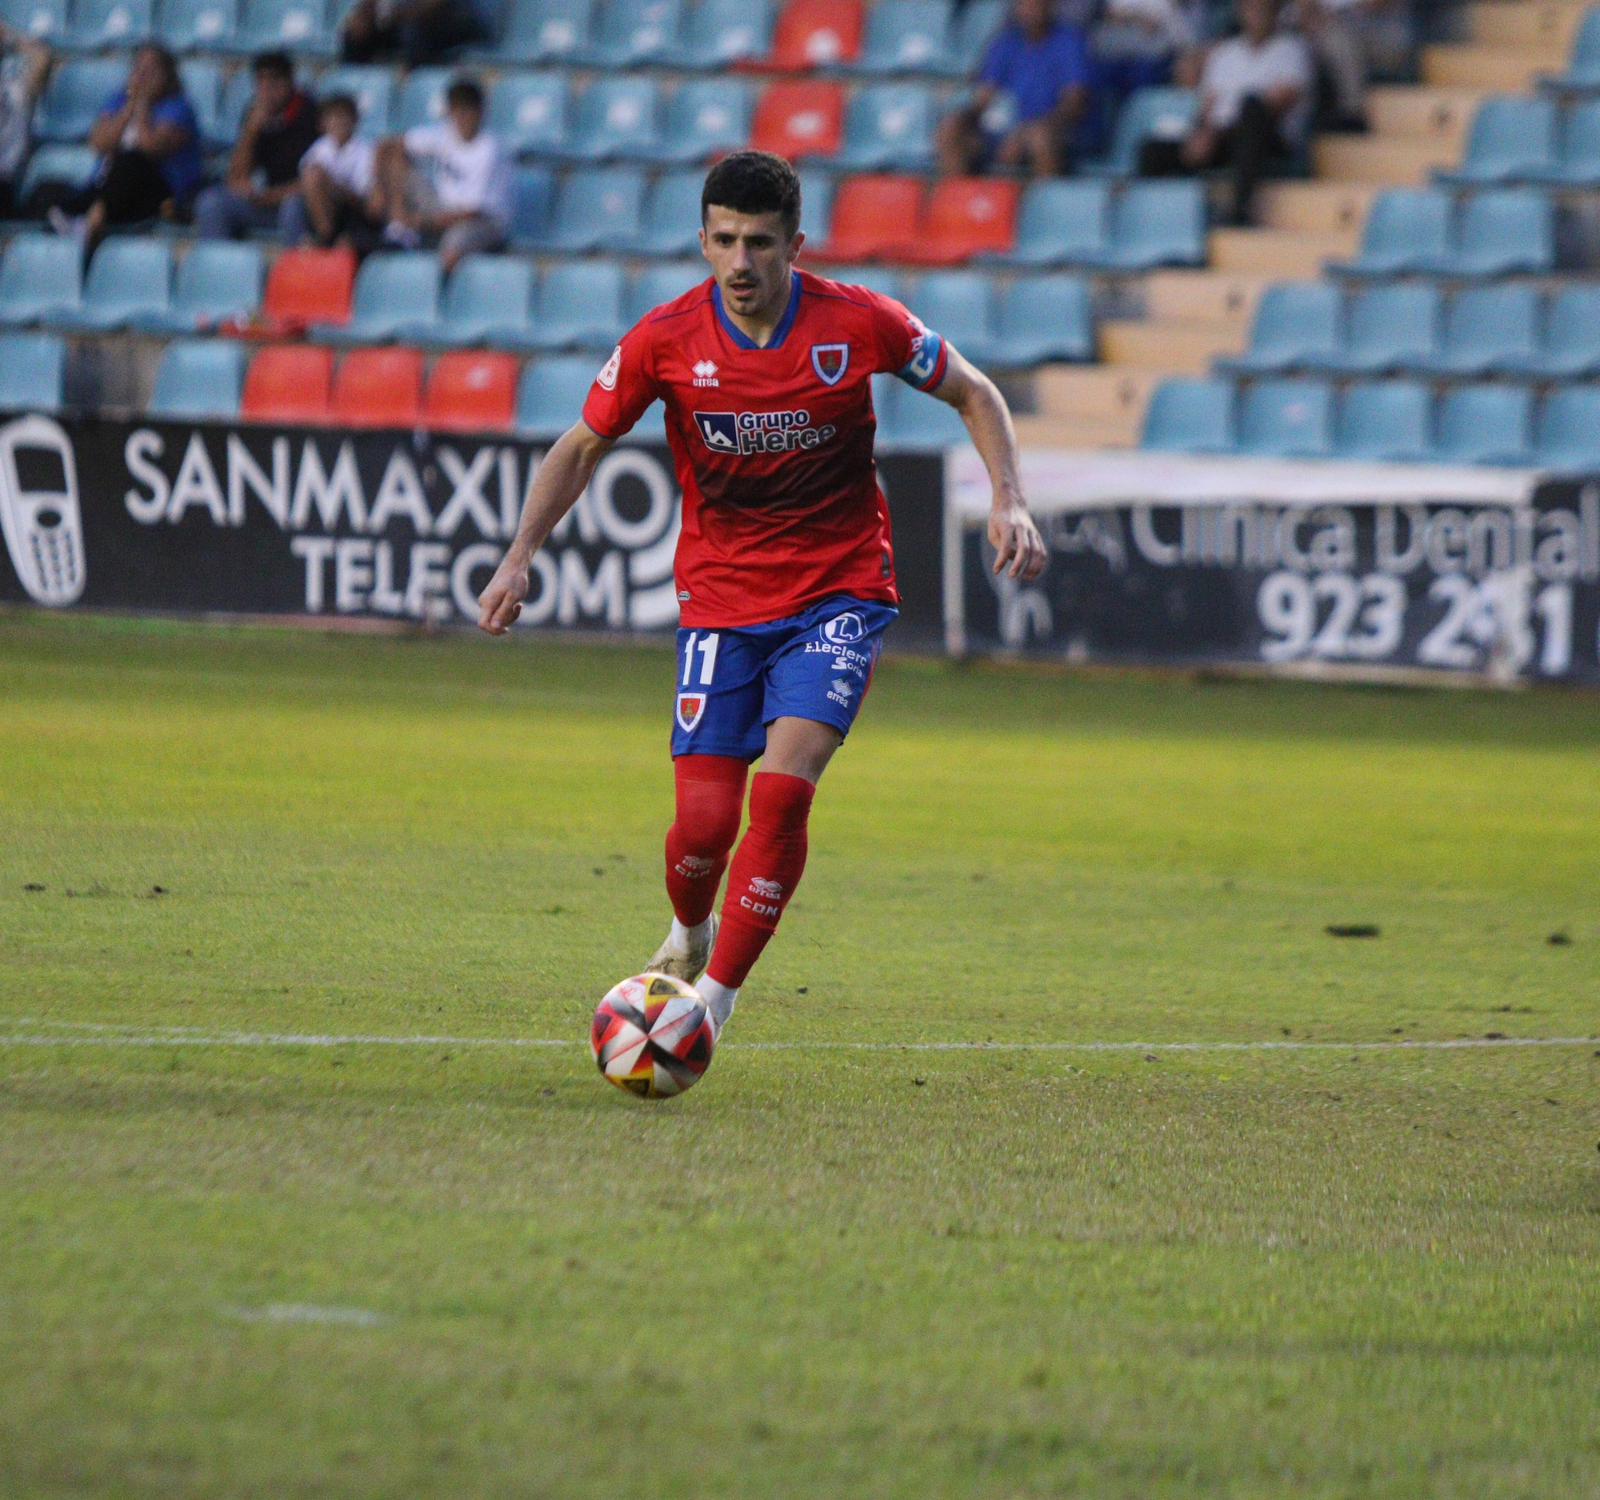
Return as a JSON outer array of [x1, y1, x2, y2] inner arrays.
[[989, 502, 1048, 583], [477, 559, 529, 636]]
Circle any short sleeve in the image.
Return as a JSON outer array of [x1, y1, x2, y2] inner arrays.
[[581, 320, 661, 440], [861, 287, 949, 393], [403, 122, 443, 160]]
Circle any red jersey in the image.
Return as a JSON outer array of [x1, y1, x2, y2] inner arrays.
[[581, 268, 949, 629]]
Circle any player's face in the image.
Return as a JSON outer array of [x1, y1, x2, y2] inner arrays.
[[699, 206, 804, 325]]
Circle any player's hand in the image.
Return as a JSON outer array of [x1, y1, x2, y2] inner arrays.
[[989, 502, 1048, 583], [477, 560, 529, 636]]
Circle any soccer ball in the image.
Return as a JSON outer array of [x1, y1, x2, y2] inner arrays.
[[590, 973, 715, 1098]]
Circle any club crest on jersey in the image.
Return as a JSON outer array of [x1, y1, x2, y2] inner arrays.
[[810, 342, 850, 386], [676, 693, 706, 733]]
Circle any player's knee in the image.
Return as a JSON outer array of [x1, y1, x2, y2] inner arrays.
[[674, 754, 748, 854]]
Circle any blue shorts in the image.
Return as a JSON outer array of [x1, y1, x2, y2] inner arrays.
[[671, 595, 898, 761]]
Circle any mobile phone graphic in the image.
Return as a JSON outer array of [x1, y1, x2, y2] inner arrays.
[[0, 415, 84, 607]]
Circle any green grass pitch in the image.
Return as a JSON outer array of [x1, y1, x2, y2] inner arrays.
[[2, 611, 1597, 1498]]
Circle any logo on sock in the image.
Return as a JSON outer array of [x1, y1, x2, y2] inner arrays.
[[741, 875, 784, 918], [749, 877, 783, 899], [676, 693, 706, 732], [674, 854, 714, 878]]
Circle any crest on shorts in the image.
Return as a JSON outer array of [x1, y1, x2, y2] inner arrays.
[[810, 343, 849, 386], [676, 693, 706, 733]]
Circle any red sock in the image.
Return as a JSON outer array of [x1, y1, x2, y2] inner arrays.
[[706, 771, 815, 988], [664, 755, 748, 926]]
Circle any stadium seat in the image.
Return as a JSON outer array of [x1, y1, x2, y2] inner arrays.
[[1433, 384, 1535, 466], [1406, 285, 1541, 378], [1416, 190, 1554, 279], [132, 240, 263, 334], [814, 174, 922, 261], [1235, 378, 1334, 458], [394, 66, 452, 134], [477, 0, 593, 63], [0, 331, 65, 410], [241, 343, 333, 422], [985, 180, 1110, 268], [752, 79, 845, 161], [564, 77, 662, 162], [230, 0, 333, 54], [310, 251, 439, 345], [577, 0, 683, 66], [638, 79, 752, 165], [423, 350, 519, 431], [0, 234, 82, 326], [314, 65, 394, 137], [533, 166, 646, 252], [516, 261, 628, 352], [1533, 385, 1600, 471], [657, 0, 775, 70], [1328, 188, 1452, 278], [938, 0, 1003, 78], [796, 167, 835, 253], [871, 372, 966, 449], [1085, 86, 1198, 179], [17, 142, 96, 202], [757, 0, 863, 70], [62, 0, 151, 50], [834, 84, 936, 172], [149, 338, 247, 419], [905, 270, 994, 362], [894, 177, 1018, 266], [330, 347, 424, 428], [179, 57, 226, 148], [1075, 181, 1206, 271], [826, 263, 903, 303], [1525, 100, 1600, 189], [46, 236, 171, 333], [36, 57, 126, 142], [262, 246, 356, 331], [626, 260, 703, 324], [507, 165, 556, 247], [400, 254, 535, 345], [1215, 283, 1343, 377], [214, 60, 257, 142], [1436, 98, 1558, 187], [850, 0, 945, 74], [1302, 283, 1441, 378], [617, 170, 704, 257], [1332, 380, 1432, 463], [157, 0, 236, 50], [488, 72, 570, 157], [986, 274, 1095, 366], [1500, 286, 1600, 380], [1, 0, 67, 39], [1543, 6, 1600, 93], [515, 353, 605, 437], [1138, 376, 1234, 454]]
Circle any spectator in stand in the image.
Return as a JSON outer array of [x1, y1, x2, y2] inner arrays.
[[193, 52, 319, 239], [283, 93, 379, 248], [1092, 0, 1199, 117], [1296, 0, 1412, 132], [369, 75, 510, 271], [40, 43, 202, 252], [340, 0, 487, 67], [1137, 0, 1310, 226], [0, 26, 51, 219], [936, 0, 1094, 178]]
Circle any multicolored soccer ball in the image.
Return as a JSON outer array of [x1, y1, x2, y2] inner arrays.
[[590, 973, 715, 1098]]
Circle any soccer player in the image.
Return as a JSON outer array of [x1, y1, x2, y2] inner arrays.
[[478, 151, 1046, 1038]]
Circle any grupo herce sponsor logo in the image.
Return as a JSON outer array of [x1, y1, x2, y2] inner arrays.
[[693, 408, 839, 457]]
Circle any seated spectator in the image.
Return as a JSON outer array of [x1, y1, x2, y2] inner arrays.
[[340, 0, 487, 68], [936, 0, 1093, 179], [0, 26, 51, 219], [1137, 0, 1310, 226], [1296, 0, 1412, 132], [283, 93, 379, 249], [369, 76, 509, 271], [1092, 0, 1198, 121], [193, 52, 319, 240], [39, 43, 202, 253]]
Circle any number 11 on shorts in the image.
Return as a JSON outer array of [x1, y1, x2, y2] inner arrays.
[[681, 631, 720, 686]]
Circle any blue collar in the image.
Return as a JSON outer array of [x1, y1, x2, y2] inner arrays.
[[713, 273, 802, 351]]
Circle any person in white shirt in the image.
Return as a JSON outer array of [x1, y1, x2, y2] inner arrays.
[[284, 93, 380, 248], [1295, 0, 1411, 131], [1138, 0, 1311, 226], [370, 75, 510, 271]]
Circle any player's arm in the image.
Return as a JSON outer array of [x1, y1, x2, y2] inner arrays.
[[929, 345, 1048, 583], [477, 420, 613, 635]]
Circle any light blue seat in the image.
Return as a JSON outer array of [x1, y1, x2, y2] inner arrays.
[[871, 372, 966, 449], [62, 0, 151, 50], [314, 65, 394, 137], [1526, 100, 1600, 188], [1500, 285, 1600, 379], [577, 0, 683, 66], [534, 166, 646, 253], [487, 71, 569, 156], [398, 254, 535, 345], [797, 168, 834, 254], [1534, 386, 1600, 470], [907, 270, 994, 363], [0, 332, 65, 409], [626, 260, 702, 323], [1140, 377, 1234, 453], [987, 275, 1093, 366], [178, 57, 226, 148], [507, 164, 556, 247], [1329, 188, 1453, 279], [935, 0, 1003, 78], [516, 353, 609, 436], [231, 0, 333, 53], [0, 234, 82, 326], [393, 66, 453, 134], [17, 142, 97, 202], [0, 0, 68, 40], [833, 84, 935, 172], [1076, 182, 1205, 271], [214, 61, 257, 143], [1407, 285, 1541, 377], [1333, 380, 1432, 462], [850, 0, 946, 75], [657, 0, 775, 70], [1236, 378, 1334, 458], [636, 79, 751, 165], [563, 77, 662, 162], [1303, 283, 1441, 378], [479, 0, 594, 63], [1436, 97, 1558, 187], [1416, 189, 1554, 278], [46, 237, 171, 332], [149, 337, 246, 418], [36, 56, 126, 142], [1216, 283, 1343, 377], [1434, 384, 1535, 466], [1085, 86, 1198, 178], [133, 241, 263, 333], [157, 0, 237, 50], [494, 260, 626, 353], [617, 170, 704, 257], [827, 265, 903, 304], [984, 180, 1109, 268], [1545, 7, 1600, 91], [311, 251, 440, 344]]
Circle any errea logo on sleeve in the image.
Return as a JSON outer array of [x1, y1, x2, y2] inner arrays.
[[596, 345, 622, 391]]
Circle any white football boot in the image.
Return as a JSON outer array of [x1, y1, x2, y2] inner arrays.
[[644, 914, 718, 986]]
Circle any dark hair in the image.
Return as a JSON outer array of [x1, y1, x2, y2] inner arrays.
[[445, 76, 485, 113], [134, 42, 182, 101], [320, 92, 358, 119], [701, 150, 801, 239], [252, 49, 294, 80]]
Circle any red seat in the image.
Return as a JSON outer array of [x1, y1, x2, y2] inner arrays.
[[331, 348, 425, 429], [897, 178, 1021, 266], [759, 0, 864, 70], [241, 344, 334, 424], [811, 174, 924, 263], [260, 247, 356, 332], [751, 80, 845, 161], [424, 351, 518, 432]]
